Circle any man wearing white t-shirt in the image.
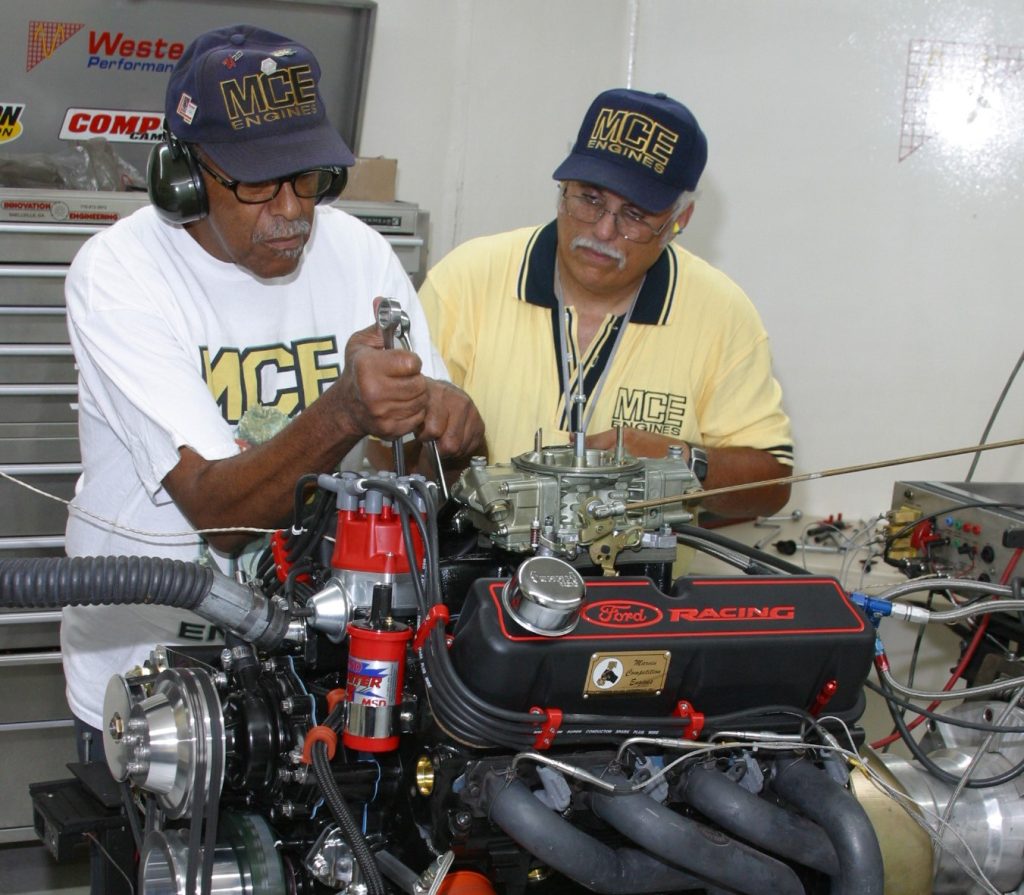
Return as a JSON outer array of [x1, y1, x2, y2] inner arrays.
[[61, 23, 484, 785]]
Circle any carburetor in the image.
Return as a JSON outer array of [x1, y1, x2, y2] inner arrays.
[[451, 435, 700, 573]]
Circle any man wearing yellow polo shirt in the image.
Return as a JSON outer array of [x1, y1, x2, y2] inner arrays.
[[419, 88, 793, 519]]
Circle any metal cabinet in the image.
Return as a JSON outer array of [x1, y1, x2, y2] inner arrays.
[[0, 612, 79, 843], [0, 244, 90, 563], [0, 208, 104, 843]]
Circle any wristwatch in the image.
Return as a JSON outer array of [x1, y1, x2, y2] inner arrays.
[[688, 445, 708, 484]]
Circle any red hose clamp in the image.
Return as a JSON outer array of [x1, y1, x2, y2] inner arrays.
[[413, 604, 450, 652], [531, 706, 563, 750], [301, 725, 338, 765], [674, 700, 705, 741], [326, 688, 346, 715]]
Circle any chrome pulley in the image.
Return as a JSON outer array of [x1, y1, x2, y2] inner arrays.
[[103, 665, 224, 819], [139, 812, 285, 895]]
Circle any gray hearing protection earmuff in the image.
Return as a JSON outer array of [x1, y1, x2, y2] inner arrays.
[[147, 130, 350, 224], [318, 166, 348, 205], [147, 131, 208, 224]]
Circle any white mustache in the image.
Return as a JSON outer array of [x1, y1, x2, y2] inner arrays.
[[570, 235, 626, 270], [252, 219, 312, 253]]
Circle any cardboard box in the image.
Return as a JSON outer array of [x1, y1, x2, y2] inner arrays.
[[344, 156, 397, 202]]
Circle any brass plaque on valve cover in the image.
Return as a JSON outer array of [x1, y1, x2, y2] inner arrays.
[[584, 651, 669, 696]]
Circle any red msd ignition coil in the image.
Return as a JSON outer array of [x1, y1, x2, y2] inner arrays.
[[329, 471, 425, 576], [344, 583, 412, 752]]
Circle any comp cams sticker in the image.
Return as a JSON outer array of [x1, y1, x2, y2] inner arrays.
[[59, 108, 164, 143]]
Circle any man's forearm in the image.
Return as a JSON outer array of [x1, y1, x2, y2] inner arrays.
[[162, 334, 434, 554], [163, 397, 368, 554], [700, 446, 792, 519]]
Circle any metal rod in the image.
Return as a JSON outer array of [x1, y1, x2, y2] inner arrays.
[[0, 345, 73, 356], [0, 652, 65, 667], [626, 436, 1024, 512], [0, 536, 66, 550], [398, 327, 448, 500], [376, 298, 407, 477], [0, 384, 77, 396], [755, 509, 803, 526], [572, 389, 586, 462], [427, 439, 449, 502], [0, 265, 72, 277], [0, 463, 81, 475], [0, 611, 63, 625], [0, 224, 104, 236], [0, 719, 75, 731]]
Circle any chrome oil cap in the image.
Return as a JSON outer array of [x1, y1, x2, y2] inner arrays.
[[501, 556, 585, 636]]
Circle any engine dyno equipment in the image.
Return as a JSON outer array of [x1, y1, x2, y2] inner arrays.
[[4, 439, 1024, 894]]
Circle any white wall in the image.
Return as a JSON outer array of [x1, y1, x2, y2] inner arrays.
[[359, 0, 636, 248], [359, 0, 1024, 521]]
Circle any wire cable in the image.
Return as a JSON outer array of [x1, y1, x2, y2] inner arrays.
[[937, 683, 1024, 871], [673, 523, 810, 576], [863, 680, 1024, 734], [851, 756, 1002, 894], [874, 669, 1024, 788], [966, 347, 1024, 481]]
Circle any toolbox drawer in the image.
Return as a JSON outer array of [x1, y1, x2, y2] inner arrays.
[[0, 467, 78, 538], [0, 265, 68, 304]]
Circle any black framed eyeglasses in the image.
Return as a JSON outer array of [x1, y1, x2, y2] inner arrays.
[[195, 154, 341, 204], [561, 187, 672, 244]]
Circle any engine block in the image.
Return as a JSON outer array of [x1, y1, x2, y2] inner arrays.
[[8, 463, 1024, 895]]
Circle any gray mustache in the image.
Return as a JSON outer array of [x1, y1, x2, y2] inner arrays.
[[570, 235, 626, 270], [252, 219, 312, 245]]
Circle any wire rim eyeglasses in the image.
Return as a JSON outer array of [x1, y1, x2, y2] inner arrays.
[[195, 154, 341, 204], [560, 188, 672, 244]]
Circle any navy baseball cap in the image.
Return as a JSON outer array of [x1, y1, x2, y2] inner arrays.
[[553, 89, 707, 213], [165, 24, 355, 181]]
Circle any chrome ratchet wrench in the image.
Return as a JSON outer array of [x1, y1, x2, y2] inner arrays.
[[376, 298, 449, 500]]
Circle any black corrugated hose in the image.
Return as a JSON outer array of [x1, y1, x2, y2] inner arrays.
[[0, 555, 213, 610]]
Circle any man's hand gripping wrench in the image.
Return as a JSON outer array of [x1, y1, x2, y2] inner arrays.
[[375, 298, 449, 500]]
